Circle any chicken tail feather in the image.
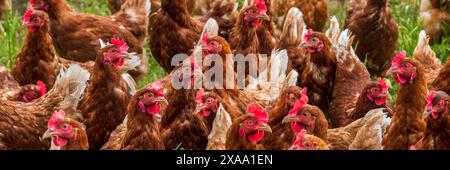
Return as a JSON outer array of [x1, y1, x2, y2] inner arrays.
[[207, 104, 232, 150], [198, 18, 219, 45], [120, 0, 151, 16], [280, 7, 305, 47], [120, 55, 140, 96], [326, 16, 341, 46], [51, 64, 90, 111]]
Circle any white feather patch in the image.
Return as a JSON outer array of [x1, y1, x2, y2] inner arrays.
[[198, 18, 219, 45]]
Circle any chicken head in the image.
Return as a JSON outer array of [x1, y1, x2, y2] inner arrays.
[[22, 80, 47, 102], [22, 8, 45, 32], [239, 103, 272, 142], [138, 83, 168, 115], [388, 51, 418, 84], [195, 88, 220, 117], [424, 91, 449, 120]]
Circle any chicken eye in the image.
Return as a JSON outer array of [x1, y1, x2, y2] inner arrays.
[[304, 143, 310, 148], [110, 48, 119, 53], [247, 119, 254, 126], [403, 64, 409, 68], [373, 88, 379, 92], [147, 93, 154, 98], [206, 98, 214, 103]]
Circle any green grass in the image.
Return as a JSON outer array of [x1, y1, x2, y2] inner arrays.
[[0, 0, 449, 93]]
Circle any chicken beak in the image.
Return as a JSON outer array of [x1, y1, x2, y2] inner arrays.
[[380, 92, 392, 100], [22, 21, 31, 28], [120, 52, 130, 59], [299, 42, 309, 48], [259, 123, 272, 133], [423, 108, 432, 118], [282, 115, 297, 124], [258, 13, 270, 22], [194, 105, 206, 116], [386, 67, 398, 75], [156, 97, 169, 106], [41, 130, 57, 141]]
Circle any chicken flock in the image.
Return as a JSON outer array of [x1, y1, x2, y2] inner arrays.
[[0, 0, 449, 150]]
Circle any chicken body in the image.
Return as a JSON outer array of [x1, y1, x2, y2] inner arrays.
[[413, 30, 442, 87], [346, 0, 399, 76], [78, 44, 136, 150], [118, 87, 165, 150], [0, 66, 19, 90], [432, 55, 450, 94], [0, 65, 90, 149], [383, 57, 427, 150], [298, 32, 337, 114], [413, 91, 450, 150]]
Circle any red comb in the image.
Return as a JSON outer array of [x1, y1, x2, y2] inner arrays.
[[377, 78, 389, 92], [111, 38, 129, 54], [303, 29, 314, 41], [426, 91, 436, 109], [36, 80, 47, 96], [288, 88, 309, 115], [247, 103, 268, 122], [48, 110, 65, 129], [29, 0, 36, 5], [196, 88, 205, 105], [254, 0, 267, 12], [391, 51, 406, 69], [292, 129, 307, 147], [24, 8, 34, 22], [148, 82, 164, 97], [201, 33, 210, 46]]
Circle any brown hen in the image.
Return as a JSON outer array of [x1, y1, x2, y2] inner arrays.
[[412, 91, 450, 150], [102, 84, 167, 150], [298, 30, 337, 114], [346, 0, 399, 76], [383, 52, 427, 150], [78, 39, 138, 150]]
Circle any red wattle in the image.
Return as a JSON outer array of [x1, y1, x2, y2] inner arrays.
[[375, 98, 386, 106], [52, 136, 68, 147], [200, 110, 212, 117], [247, 130, 265, 142], [146, 104, 161, 115], [291, 122, 305, 133]]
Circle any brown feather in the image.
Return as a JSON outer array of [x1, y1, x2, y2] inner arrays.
[[345, 0, 399, 76], [78, 46, 131, 150], [120, 88, 165, 150], [383, 59, 427, 150]]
